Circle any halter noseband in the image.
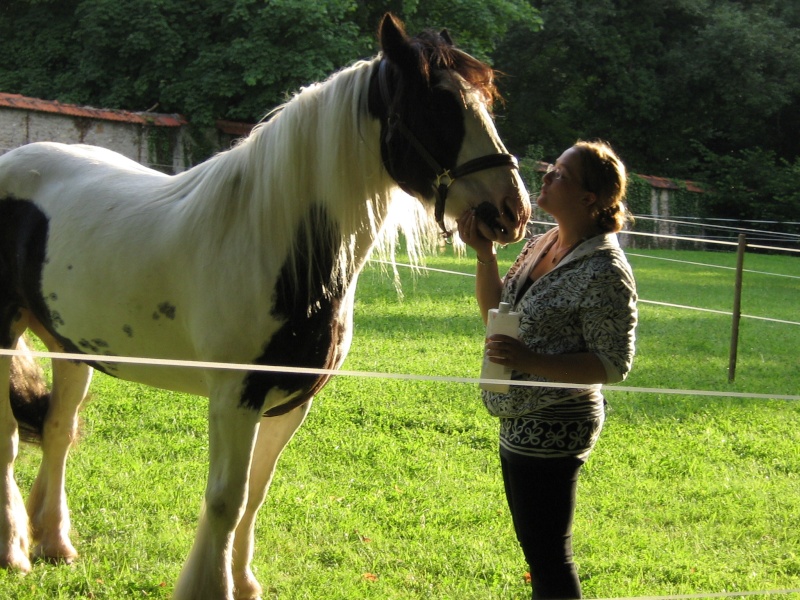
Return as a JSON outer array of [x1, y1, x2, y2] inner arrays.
[[378, 60, 519, 238]]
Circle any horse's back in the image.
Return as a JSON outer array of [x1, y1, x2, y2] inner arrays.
[[1, 142, 160, 175], [0, 142, 167, 206]]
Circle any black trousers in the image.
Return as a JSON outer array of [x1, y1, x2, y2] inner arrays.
[[500, 451, 585, 600]]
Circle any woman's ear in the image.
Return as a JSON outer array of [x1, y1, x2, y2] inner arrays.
[[581, 191, 598, 209]]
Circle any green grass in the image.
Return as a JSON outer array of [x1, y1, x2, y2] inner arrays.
[[3, 245, 799, 599]]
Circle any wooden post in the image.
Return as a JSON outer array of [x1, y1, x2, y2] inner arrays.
[[728, 233, 747, 382]]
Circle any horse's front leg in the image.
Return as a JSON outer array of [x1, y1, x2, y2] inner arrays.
[[232, 401, 312, 600], [26, 341, 92, 563], [174, 378, 262, 600]]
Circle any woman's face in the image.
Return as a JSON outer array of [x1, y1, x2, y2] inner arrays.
[[536, 147, 588, 218]]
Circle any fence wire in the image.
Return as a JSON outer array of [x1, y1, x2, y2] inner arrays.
[[1, 229, 798, 599]]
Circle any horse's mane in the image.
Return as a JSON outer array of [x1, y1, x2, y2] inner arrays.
[[407, 30, 501, 107], [171, 58, 436, 297]]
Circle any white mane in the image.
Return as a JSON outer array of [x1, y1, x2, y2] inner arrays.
[[168, 58, 439, 290]]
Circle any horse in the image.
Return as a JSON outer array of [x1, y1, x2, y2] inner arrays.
[[0, 13, 530, 600]]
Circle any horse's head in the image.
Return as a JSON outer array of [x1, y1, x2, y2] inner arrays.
[[369, 14, 530, 244]]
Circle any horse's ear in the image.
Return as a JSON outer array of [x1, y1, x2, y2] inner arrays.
[[379, 13, 415, 67], [379, 13, 407, 48], [440, 28, 454, 46]]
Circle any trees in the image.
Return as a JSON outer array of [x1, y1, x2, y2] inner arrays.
[[493, 0, 800, 172], [0, 0, 372, 125], [0, 0, 539, 126], [490, 0, 800, 221], [1, 0, 797, 220]]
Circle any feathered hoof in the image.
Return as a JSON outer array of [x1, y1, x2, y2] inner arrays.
[[32, 542, 78, 566], [234, 573, 263, 600], [0, 547, 32, 573]]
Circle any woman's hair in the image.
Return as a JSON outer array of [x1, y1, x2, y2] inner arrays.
[[573, 140, 633, 233]]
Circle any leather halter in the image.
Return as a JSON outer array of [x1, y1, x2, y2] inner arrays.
[[378, 60, 519, 238]]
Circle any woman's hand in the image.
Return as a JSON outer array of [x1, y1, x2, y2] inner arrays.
[[484, 334, 533, 373], [457, 209, 495, 261]]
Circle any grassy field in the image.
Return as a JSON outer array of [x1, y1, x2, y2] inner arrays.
[[2, 243, 799, 599]]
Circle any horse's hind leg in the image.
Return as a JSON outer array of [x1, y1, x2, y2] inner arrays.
[[0, 321, 32, 571], [0, 358, 32, 571], [25, 324, 92, 563], [232, 401, 311, 600]]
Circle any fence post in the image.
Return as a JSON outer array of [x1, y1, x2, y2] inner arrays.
[[728, 233, 747, 382]]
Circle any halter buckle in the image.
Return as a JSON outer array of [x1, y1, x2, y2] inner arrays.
[[435, 170, 454, 189]]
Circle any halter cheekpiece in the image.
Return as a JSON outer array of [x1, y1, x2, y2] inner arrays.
[[378, 60, 519, 239]]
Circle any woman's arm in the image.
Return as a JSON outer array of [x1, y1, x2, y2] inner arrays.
[[485, 336, 609, 384], [457, 210, 503, 324], [484, 253, 638, 386]]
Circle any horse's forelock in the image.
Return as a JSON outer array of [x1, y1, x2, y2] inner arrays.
[[410, 31, 500, 107]]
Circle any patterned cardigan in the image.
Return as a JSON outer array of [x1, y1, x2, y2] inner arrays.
[[483, 228, 638, 459]]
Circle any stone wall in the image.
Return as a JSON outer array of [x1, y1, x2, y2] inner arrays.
[[0, 92, 250, 173]]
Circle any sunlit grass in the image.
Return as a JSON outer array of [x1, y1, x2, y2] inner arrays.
[[3, 245, 798, 599]]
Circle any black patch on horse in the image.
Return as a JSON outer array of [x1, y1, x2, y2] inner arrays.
[[0, 198, 50, 347], [0, 197, 117, 375], [156, 302, 176, 320], [240, 205, 348, 415]]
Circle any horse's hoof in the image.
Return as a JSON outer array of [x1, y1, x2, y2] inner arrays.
[[0, 550, 32, 573], [32, 543, 78, 566], [233, 575, 263, 600], [34, 553, 76, 566]]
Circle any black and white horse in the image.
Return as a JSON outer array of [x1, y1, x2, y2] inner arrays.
[[0, 14, 529, 599]]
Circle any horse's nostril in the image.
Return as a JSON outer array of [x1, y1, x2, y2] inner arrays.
[[503, 199, 518, 225], [474, 201, 500, 224]]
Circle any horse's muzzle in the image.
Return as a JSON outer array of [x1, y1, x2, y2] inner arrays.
[[474, 198, 529, 243]]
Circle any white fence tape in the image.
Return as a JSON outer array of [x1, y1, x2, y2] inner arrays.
[[1, 348, 797, 402]]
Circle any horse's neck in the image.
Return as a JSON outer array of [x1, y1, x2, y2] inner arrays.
[[180, 59, 397, 279]]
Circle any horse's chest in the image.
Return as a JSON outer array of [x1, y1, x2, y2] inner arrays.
[[243, 289, 352, 416], [241, 205, 355, 415]]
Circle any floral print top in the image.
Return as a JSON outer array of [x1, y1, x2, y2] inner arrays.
[[483, 227, 638, 459]]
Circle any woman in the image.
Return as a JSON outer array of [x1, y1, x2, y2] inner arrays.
[[457, 140, 638, 599]]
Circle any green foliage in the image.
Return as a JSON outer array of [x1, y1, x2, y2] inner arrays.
[[146, 127, 178, 173], [627, 175, 700, 219], [494, 0, 800, 171], [0, 0, 539, 126], [623, 174, 650, 216], [0, 0, 374, 126], [491, 0, 800, 222], [695, 144, 800, 223], [165, 0, 370, 125], [518, 144, 546, 199]]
